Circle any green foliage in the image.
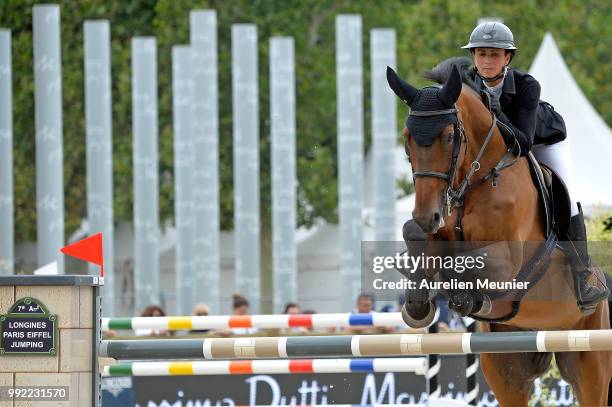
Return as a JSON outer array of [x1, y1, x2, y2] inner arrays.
[[587, 210, 612, 241], [396, 177, 415, 199], [586, 210, 612, 276], [0, 0, 609, 241]]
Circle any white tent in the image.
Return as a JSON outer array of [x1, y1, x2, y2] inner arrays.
[[529, 32, 612, 209]]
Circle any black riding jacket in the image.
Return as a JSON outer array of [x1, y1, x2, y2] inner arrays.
[[473, 68, 541, 157]]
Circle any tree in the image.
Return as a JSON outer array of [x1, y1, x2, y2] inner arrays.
[[1, 0, 609, 242]]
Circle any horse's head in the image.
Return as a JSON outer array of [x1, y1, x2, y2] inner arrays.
[[387, 66, 463, 234]]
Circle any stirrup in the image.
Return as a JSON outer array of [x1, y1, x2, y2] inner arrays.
[[575, 269, 609, 315], [579, 302, 598, 316]]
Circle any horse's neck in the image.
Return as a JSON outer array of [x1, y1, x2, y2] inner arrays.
[[460, 100, 509, 176], [444, 95, 542, 241]]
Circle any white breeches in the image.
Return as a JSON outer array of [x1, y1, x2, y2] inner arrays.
[[531, 138, 579, 216]]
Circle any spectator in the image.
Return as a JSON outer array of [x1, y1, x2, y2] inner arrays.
[[283, 302, 301, 314], [282, 302, 308, 335], [190, 303, 210, 334], [232, 294, 250, 316], [377, 296, 405, 332], [345, 293, 384, 334], [231, 294, 257, 335], [102, 329, 117, 338], [378, 304, 396, 313], [381, 293, 407, 314], [135, 305, 171, 336], [355, 293, 375, 314], [300, 309, 327, 333]]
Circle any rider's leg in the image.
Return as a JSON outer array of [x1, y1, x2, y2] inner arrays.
[[531, 139, 609, 310], [530, 138, 578, 215]]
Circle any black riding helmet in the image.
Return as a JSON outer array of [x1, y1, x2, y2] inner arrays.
[[462, 22, 517, 81]]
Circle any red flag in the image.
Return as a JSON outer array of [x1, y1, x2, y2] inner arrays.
[[61, 232, 104, 278]]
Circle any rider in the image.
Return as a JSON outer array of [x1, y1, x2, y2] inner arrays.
[[462, 21, 609, 311]]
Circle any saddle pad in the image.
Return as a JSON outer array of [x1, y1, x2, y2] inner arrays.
[[526, 152, 571, 238]]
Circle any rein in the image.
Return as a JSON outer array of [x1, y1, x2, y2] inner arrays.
[[407, 106, 520, 240]]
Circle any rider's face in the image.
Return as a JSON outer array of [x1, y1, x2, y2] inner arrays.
[[473, 48, 511, 78]]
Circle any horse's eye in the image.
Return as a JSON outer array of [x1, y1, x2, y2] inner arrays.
[[446, 133, 453, 144]]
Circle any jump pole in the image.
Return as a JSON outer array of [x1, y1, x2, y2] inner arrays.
[[101, 312, 406, 331], [99, 329, 612, 360], [101, 357, 428, 377]]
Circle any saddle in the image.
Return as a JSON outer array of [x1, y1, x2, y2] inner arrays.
[[526, 152, 572, 239]]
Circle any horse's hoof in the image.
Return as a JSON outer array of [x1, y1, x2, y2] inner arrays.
[[449, 291, 475, 316], [401, 301, 437, 328]]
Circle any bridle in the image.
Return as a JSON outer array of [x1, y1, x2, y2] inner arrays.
[[408, 106, 466, 216], [406, 103, 520, 239]]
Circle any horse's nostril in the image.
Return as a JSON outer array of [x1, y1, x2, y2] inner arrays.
[[433, 212, 440, 224]]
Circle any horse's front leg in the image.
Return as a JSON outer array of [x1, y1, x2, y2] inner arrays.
[[399, 220, 438, 328]]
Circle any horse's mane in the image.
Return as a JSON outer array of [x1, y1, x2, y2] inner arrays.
[[423, 57, 480, 95]]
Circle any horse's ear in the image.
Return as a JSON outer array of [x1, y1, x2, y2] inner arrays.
[[439, 65, 462, 106], [386, 66, 419, 106]]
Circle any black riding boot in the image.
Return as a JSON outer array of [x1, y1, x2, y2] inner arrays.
[[566, 203, 609, 312]]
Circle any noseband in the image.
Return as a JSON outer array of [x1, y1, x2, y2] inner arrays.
[[406, 105, 520, 239]]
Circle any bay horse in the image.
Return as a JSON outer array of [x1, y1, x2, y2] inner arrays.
[[386, 58, 611, 406]]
